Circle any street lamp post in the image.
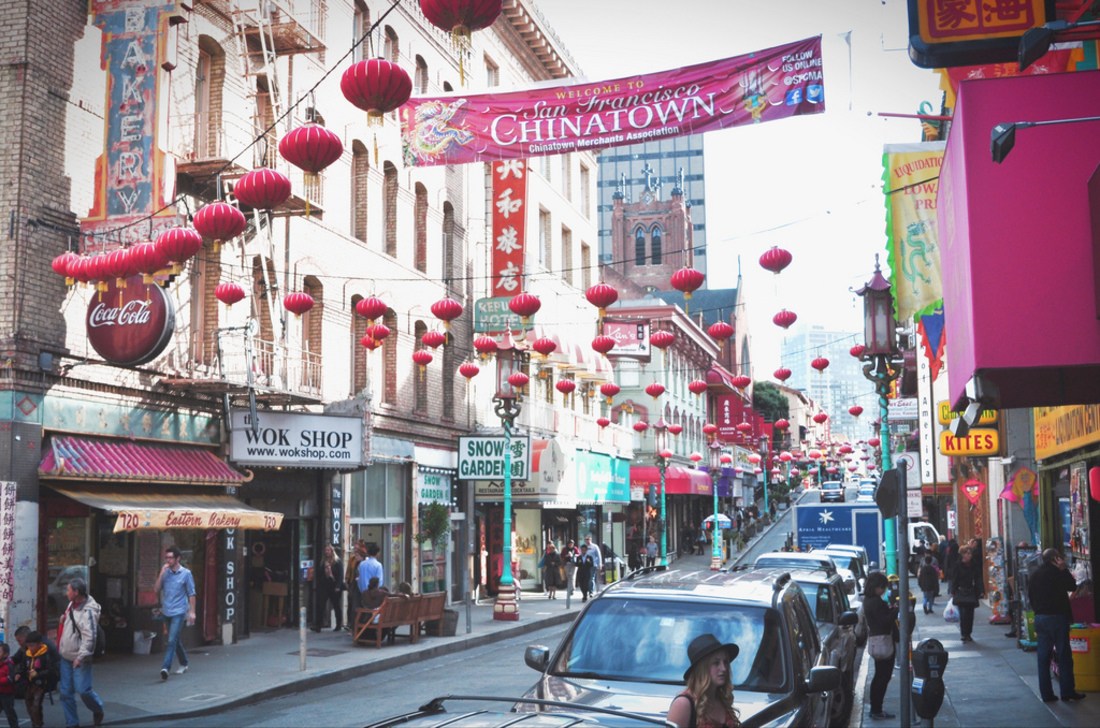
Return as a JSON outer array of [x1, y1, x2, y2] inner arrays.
[[653, 419, 669, 567], [493, 332, 525, 621], [856, 256, 902, 576], [708, 441, 723, 570]]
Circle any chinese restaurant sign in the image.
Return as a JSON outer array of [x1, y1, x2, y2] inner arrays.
[[491, 160, 528, 296], [402, 36, 824, 166], [907, 0, 1049, 68]]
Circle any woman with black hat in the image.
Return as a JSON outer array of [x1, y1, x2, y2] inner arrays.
[[667, 633, 740, 727]]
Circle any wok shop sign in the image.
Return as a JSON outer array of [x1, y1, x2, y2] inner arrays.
[[230, 410, 364, 468]]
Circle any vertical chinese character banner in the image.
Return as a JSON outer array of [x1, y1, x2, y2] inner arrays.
[[491, 160, 528, 297], [0, 482, 16, 613]]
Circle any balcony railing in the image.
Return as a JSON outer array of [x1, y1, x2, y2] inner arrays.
[[189, 329, 322, 398]]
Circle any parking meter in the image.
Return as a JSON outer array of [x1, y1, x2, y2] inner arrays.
[[912, 638, 949, 720], [887, 574, 918, 634]]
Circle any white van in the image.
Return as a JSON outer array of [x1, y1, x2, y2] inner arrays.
[[906, 521, 942, 575]]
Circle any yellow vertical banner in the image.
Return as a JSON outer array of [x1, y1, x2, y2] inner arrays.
[[883, 143, 946, 321]]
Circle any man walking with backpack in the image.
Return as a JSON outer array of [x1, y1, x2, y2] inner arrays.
[[57, 578, 105, 728]]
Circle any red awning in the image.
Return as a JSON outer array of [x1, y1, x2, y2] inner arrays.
[[39, 436, 246, 486], [705, 364, 738, 391], [630, 465, 712, 496]]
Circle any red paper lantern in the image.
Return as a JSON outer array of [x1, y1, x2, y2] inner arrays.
[[105, 247, 136, 287], [659, 448, 674, 460], [597, 417, 611, 428], [366, 323, 391, 342], [748, 453, 762, 465], [703, 423, 718, 437], [508, 371, 529, 389], [360, 335, 381, 351], [867, 437, 881, 448], [355, 295, 388, 323], [811, 356, 830, 373], [774, 418, 790, 430], [721, 453, 734, 465], [599, 383, 621, 400], [689, 451, 703, 463], [850, 344, 866, 358], [839, 444, 854, 454], [773, 309, 798, 329], [215, 281, 246, 306], [419, 0, 503, 47], [412, 349, 434, 373], [708, 321, 734, 344], [759, 245, 793, 274], [688, 380, 708, 395], [421, 330, 447, 349], [1089, 467, 1100, 502], [283, 292, 315, 317], [779, 451, 793, 462], [556, 379, 577, 395], [645, 382, 665, 399], [773, 367, 792, 382], [68, 256, 93, 285], [813, 412, 829, 424], [233, 168, 292, 210], [633, 421, 649, 433], [156, 227, 204, 273], [650, 330, 675, 350], [507, 292, 541, 324], [430, 297, 464, 329], [670, 267, 705, 299], [473, 335, 497, 359], [736, 422, 753, 434], [85, 254, 111, 291], [52, 251, 80, 285], [732, 375, 751, 390], [193, 202, 247, 251], [129, 242, 168, 284], [459, 361, 480, 379], [278, 124, 344, 175], [585, 282, 619, 316], [531, 337, 557, 357], [668, 424, 683, 436], [848, 405, 864, 417], [591, 335, 616, 355], [340, 58, 412, 124]]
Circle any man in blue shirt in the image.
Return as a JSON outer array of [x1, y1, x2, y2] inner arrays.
[[357, 544, 384, 594], [154, 545, 196, 681]]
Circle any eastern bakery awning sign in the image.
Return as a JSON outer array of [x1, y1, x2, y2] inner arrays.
[[401, 36, 824, 167]]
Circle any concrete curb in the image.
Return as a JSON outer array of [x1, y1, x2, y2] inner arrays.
[[107, 610, 579, 725]]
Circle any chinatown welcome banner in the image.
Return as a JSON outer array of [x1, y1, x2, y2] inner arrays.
[[883, 142, 946, 321], [401, 36, 824, 167]]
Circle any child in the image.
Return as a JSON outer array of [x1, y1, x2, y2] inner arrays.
[[918, 554, 941, 615], [0, 643, 18, 728]]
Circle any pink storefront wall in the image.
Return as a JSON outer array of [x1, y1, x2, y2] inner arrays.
[[937, 70, 1100, 410]]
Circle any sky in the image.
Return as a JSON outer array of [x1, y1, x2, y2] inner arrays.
[[536, 0, 943, 374]]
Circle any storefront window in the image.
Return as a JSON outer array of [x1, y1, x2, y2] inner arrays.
[[45, 516, 91, 628], [514, 509, 540, 589], [351, 464, 408, 587]]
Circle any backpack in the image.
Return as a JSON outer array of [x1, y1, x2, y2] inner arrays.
[[69, 609, 107, 658]]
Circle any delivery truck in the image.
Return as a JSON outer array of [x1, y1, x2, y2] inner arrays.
[[795, 502, 885, 569]]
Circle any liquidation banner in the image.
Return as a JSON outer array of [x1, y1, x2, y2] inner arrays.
[[401, 36, 824, 167]]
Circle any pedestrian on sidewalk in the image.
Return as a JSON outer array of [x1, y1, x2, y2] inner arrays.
[[345, 540, 367, 630], [16, 631, 58, 728], [645, 536, 658, 568], [562, 539, 579, 595], [577, 544, 595, 602], [864, 571, 898, 720], [584, 535, 602, 594], [949, 546, 983, 643], [56, 578, 105, 728], [918, 555, 940, 614], [357, 544, 384, 594], [155, 545, 196, 681], [315, 544, 344, 631], [542, 543, 564, 599], [1029, 548, 1086, 702], [0, 643, 19, 728]]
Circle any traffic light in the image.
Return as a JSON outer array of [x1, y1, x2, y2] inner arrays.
[[647, 484, 657, 507]]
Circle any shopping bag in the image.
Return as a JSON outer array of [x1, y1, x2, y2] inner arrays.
[[943, 598, 959, 623]]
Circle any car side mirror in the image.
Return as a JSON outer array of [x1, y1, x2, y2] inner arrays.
[[839, 610, 860, 627], [805, 665, 842, 693], [524, 645, 550, 672]]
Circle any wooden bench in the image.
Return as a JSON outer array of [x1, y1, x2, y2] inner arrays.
[[353, 596, 421, 648], [417, 591, 447, 636]]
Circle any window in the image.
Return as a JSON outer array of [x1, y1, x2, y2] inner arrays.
[[415, 55, 428, 94], [414, 183, 428, 273], [414, 321, 428, 413], [189, 240, 218, 366], [349, 464, 407, 519], [443, 202, 456, 285], [651, 226, 663, 265], [561, 226, 573, 285], [384, 26, 399, 62], [350, 295, 368, 395], [351, 141, 369, 242], [194, 37, 225, 159], [581, 243, 592, 290], [562, 156, 573, 200], [352, 2, 369, 62], [383, 161, 398, 257], [539, 209, 551, 269], [580, 164, 591, 218], [634, 227, 646, 266], [485, 55, 499, 87], [442, 340, 455, 420], [383, 310, 397, 404], [301, 276, 323, 392]]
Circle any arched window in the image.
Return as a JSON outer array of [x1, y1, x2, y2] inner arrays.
[[415, 55, 429, 94], [189, 238, 220, 366], [384, 26, 399, 62], [383, 161, 398, 257], [302, 276, 324, 392], [414, 321, 428, 413], [414, 183, 428, 273], [350, 294, 368, 396], [351, 140, 369, 242], [383, 309, 397, 404], [443, 202, 456, 285], [442, 337, 455, 420], [651, 225, 663, 265], [195, 37, 225, 159], [634, 227, 646, 266], [352, 2, 370, 62]]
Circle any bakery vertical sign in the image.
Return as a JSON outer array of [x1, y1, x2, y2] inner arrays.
[[491, 160, 528, 297]]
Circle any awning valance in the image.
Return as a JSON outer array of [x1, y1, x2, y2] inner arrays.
[[630, 465, 712, 496], [40, 436, 246, 486], [49, 486, 283, 533]]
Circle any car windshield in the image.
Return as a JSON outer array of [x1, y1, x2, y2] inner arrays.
[[827, 554, 855, 571], [823, 482, 841, 491], [550, 597, 787, 693], [859, 486, 875, 497]]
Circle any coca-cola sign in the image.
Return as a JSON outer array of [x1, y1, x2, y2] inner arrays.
[[86, 275, 175, 365]]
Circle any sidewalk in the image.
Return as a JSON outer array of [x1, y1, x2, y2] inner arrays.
[[851, 591, 1100, 727]]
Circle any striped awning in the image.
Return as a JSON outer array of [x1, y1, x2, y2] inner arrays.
[[39, 436, 246, 486]]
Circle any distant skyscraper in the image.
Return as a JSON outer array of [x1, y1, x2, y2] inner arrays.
[[596, 136, 707, 275], [781, 325, 873, 441]]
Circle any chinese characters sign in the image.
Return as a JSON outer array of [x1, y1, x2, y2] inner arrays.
[[491, 160, 528, 296], [0, 482, 15, 606], [402, 37, 824, 166], [917, 0, 1043, 42]]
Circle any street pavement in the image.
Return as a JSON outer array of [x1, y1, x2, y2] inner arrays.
[[23, 505, 1100, 728]]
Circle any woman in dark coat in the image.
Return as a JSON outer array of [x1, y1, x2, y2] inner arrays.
[[863, 571, 899, 720], [950, 546, 985, 642], [542, 543, 564, 599], [314, 544, 344, 631]]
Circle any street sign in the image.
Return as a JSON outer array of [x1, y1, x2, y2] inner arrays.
[[458, 435, 531, 481], [895, 453, 919, 486]]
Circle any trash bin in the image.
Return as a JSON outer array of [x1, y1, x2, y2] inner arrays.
[[1069, 624, 1100, 692], [133, 630, 156, 655]]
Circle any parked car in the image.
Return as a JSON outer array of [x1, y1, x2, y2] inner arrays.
[[855, 483, 876, 503], [820, 549, 866, 594], [820, 480, 845, 503], [365, 696, 673, 727], [522, 568, 841, 727], [758, 567, 860, 725]]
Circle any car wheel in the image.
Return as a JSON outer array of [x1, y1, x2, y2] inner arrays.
[[830, 670, 854, 725]]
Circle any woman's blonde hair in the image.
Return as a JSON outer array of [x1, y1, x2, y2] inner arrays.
[[686, 659, 739, 726]]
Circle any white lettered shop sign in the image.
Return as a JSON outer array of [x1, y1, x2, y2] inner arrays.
[[230, 410, 363, 468]]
